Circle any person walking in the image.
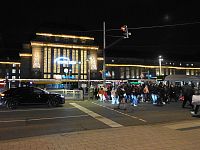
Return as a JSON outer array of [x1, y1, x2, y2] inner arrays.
[[150, 84, 159, 105], [143, 85, 149, 102], [111, 88, 119, 105], [130, 85, 138, 106], [182, 83, 194, 109], [157, 82, 165, 105], [98, 87, 105, 102]]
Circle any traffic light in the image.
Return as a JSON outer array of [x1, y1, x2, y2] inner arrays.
[[121, 25, 130, 38]]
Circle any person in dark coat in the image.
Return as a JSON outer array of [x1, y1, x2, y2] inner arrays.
[[157, 82, 165, 105], [182, 83, 194, 108]]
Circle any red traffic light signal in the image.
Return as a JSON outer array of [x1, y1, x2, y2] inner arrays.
[[121, 25, 130, 38], [121, 25, 127, 32]]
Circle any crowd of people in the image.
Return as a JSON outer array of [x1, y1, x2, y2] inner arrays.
[[92, 82, 200, 116]]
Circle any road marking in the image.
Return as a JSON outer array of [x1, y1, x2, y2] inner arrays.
[[164, 120, 200, 130], [70, 103, 123, 128], [0, 114, 89, 123], [0, 107, 76, 113], [92, 102, 147, 123]]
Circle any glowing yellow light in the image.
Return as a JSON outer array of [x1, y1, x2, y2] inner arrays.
[[32, 47, 41, 69], [31, 42, 98, 50], [0, 62, 20, 65], [106, 64, 200, 70], [19, 53, 32, 57], [97, 57, 104, 60], [0, 93, 5, 96], [36, 33, 94, 40]]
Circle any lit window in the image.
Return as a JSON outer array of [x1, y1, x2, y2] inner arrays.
[[12, 69, 16, 73], [73, 38, 78, 43], [13, 64, 16, 67], [12, 76, 16, 79], [191, 70, 194, 75], [186, 69, 190, 75]]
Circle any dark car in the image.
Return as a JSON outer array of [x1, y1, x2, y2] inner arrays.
[[0, 87, 65, 109]]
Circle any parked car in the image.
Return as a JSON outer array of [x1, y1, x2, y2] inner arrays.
[[0, 87, 65, 109]]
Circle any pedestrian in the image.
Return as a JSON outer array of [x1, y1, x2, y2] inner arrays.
[[94, 87, 99, 100], [157, 82, 165, 105], [143, 85, 149, 102], [98, 87, 105, 102], [130, 86, 138, 106], [150, 84, 158, 105], [111, 88, 119, 105], [182, 82, 194, 109]]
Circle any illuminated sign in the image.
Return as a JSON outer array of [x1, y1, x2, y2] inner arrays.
[[54, 57, 77, 65]]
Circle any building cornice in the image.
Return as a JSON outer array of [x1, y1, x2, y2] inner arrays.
[[36, 33, 94, 40], [31, 41, 99, 50], [106, 64, 200, 70]]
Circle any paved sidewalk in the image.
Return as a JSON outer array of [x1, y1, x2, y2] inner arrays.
[[1, 120, 200, 150]]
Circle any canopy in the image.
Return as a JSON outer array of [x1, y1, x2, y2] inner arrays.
[[164, 75, 200, 82]]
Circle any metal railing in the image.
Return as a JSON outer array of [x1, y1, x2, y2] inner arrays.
[[47, 89, 83, 100]]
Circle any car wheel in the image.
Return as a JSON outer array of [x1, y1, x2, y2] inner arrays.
[[47, 99, 52, 107], [52, 98, 58, 107], [47, 97, 58, 107], [6, 100, 18, 109]]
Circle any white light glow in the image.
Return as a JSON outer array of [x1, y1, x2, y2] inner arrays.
[[55, 57, 77, 65]]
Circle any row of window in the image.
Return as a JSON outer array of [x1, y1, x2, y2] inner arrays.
[[119, 67, 200, 79]]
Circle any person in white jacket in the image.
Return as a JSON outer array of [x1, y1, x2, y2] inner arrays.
[[111, 88, 119, 104]]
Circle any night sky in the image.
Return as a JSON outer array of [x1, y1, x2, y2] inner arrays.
[[0, 0, 200, 61]]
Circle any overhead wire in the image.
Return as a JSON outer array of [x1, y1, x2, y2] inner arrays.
[[68, 20, 200, 33]]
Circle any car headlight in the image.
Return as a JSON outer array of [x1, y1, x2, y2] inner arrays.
[[0, 93, 5, 97]]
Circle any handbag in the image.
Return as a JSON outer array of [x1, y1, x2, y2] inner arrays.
[[179, 96, 184, 101]]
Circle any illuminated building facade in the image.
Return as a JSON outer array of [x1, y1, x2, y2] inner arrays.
[[0, 61, 20, 79], [20, 33, 99, 81], [103, 57, 200, 80], [18, 32, 200, 86]]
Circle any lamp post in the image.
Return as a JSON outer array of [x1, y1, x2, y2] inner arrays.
[[103, 21, 106, 87], [158, 55, 163, 76]]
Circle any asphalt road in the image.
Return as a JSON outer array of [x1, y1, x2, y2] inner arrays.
[[0, 100, 198, 141]]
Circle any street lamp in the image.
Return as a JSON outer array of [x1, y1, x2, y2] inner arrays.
[[158, 55, 163, 76]]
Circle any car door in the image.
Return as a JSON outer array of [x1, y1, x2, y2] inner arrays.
[[12, 88, 33, 104], [32, 88, 47, 104]]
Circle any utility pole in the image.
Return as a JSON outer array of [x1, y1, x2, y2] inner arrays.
[[103, 21, 106, 87], [102, 23, 131, 87]]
